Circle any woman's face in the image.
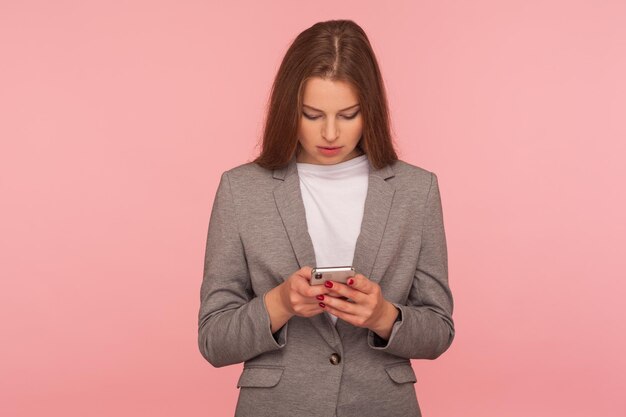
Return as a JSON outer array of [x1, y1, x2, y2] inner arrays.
[[296, 77, 364, 165]]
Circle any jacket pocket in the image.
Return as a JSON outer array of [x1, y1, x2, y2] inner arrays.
[[237, 365, 285, 388], [384, 362, 417, 384]]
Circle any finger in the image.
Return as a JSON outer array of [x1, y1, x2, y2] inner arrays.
[[298, 280, 330, 298], [346, 273, 377, 295], [296, 303, 327, 318], [319, 294, 363, 315], [302, 298, 327, 306], [319, 302, 363, 326], [323, 280, 365, 303], [298, 266, 314, 280], [292, 295, 328, 308]]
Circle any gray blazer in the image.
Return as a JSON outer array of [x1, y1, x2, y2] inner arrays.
[[198, 156, 454, 417]]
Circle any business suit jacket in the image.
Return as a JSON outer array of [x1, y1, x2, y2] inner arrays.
[[198, 156, 454, 417]]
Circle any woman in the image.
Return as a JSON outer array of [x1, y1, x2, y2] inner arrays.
[[198, 19, 454, 417]]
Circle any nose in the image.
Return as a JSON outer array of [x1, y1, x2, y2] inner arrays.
[[322, 119, 339, 142]]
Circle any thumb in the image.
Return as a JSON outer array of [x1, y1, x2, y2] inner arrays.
[[299, 266, 313, 280], [348, 273, 370, 292]]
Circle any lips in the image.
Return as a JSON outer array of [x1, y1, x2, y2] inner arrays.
[[317, 146, 342, 157]]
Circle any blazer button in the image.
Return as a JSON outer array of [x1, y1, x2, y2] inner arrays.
[[329, 353, 341, 365]]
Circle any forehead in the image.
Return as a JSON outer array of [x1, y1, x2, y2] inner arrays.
[[301, 77, 359, 111]]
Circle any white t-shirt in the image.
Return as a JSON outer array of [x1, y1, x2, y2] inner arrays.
[[296, 154, 369, 325]]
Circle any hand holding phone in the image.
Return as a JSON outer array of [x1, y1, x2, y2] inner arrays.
[[310, 266, 355, 285]]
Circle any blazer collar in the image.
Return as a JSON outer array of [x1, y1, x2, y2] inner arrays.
[[273, 154, 395, 181]]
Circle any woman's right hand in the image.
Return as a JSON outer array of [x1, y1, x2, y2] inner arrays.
[[264, 266, 330, 333]]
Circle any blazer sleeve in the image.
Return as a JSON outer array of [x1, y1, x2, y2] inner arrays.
[[367, 172, 455, 359], [198, 172, 287, 368]]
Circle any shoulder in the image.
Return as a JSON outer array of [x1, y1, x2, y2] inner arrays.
[[390, 159, 434, 177], [220, 160, 272, 181], [388, 159, 437, 189], [216, 161, 276, 196], [223, 160, 268, 175]]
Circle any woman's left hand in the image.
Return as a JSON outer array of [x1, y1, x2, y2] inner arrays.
[[319, 274, 399, 340]]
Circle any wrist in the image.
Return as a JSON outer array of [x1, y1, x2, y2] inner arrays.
[[269, 283, 294, 317], [264, 284, 294, 334], [371, 301, 399, 340]]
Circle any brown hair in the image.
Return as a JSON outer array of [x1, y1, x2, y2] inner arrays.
[[253, 19, 398, 170]]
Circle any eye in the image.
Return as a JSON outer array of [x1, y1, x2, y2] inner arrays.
[[303, 112, 321, 120], [341, 110, 360, 120]]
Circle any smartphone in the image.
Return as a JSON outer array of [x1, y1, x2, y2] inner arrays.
[[310, 266, 355, 286]]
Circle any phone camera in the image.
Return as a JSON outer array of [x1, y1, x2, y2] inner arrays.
[[314, 273, 322, 280]]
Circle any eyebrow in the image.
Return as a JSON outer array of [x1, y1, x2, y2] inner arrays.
[[302, 103, 360, 112]]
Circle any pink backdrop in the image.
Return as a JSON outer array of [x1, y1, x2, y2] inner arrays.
[[1, 1, 625, 416]]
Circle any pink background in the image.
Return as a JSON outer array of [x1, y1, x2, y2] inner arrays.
[[1, 1, 625, 416]]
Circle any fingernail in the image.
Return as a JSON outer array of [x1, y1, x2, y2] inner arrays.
[[319, 302, 326, 308], [316, 295, 324, 301], [324, 281, 333, 288], [347, 278, 354, 286]]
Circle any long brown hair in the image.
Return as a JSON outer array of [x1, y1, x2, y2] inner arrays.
[[253, 20, 398, 170]]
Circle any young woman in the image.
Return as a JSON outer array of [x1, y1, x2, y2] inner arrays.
[[198, 19, 454, 417]]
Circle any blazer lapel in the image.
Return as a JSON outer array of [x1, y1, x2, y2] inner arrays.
[[273, 156, 317, 271], [352, 163, 396, 283], [273, 157, 339, 347], [338, 163, 395, 339]]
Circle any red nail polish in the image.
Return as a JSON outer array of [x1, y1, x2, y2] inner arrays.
[[324, 281, 333, 288], [316, 295, 324, 301], [347, 278, 354, 286], [319, 302, 326, 308]]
